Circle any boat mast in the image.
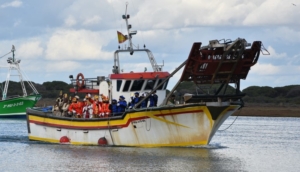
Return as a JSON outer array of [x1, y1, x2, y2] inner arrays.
[[123, 4, 134, 55], [113, 3, 164, 74], [2, 45, 28, 100]]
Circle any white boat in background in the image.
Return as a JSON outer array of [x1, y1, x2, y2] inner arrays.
[[26, 5, 266, 147]]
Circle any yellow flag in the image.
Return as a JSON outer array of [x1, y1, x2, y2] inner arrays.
[[117, 31, 127, 43]]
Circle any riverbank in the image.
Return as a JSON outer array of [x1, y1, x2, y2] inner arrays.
[[233, 103, 300, 117], [36, 99, 300, 117]]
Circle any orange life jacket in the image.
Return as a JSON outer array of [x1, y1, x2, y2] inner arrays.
[[93, 101, 102, 115], [102, 102, 110, 116], [68, 101, 83, 115]]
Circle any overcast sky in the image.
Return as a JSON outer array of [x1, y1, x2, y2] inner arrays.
[[0, 0, 299, 91]]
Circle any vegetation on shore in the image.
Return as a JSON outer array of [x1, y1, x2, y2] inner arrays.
[[2, 80, 300, 107], [2, 80, 298, 117]]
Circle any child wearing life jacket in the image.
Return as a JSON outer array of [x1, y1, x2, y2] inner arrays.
[[101, 95, 111, 117], [68, 95, 83, 118], [92, 95, 102, 118], [82, 98, 93, 118]]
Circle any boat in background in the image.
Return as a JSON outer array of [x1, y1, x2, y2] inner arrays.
[[26, 5, 267, 147], [0, 45, 41, 118]]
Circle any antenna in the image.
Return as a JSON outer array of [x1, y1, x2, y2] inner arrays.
[[122, 2, 137, 55], [12, 45, 15, 62]]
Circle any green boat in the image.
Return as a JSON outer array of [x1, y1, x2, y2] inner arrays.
[[0, 45, 41, 118]]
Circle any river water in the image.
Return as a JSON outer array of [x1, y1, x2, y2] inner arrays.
[[0, 116, 300, 172]]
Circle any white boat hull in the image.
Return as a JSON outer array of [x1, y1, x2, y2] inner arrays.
[[27, 103, 240, 147]]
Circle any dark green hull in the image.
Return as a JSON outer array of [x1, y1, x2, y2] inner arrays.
[[0, 94, 41, 117]]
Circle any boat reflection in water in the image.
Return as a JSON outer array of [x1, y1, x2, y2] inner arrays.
[[26, 5, 268, 147]]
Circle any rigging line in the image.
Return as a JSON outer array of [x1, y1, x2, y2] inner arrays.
[[218, 109, 242, 131], [0, 51, 11, 59], [18, 67, 39, 94]]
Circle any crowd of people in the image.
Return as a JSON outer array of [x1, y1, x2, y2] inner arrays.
[[52, 91, 158, 118]]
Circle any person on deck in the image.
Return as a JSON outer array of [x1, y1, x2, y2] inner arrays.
[[118, 95, 127, 113], [67, 95, 83, 118], [149, 91, 158, 107], [101, 95, 111, 117], [130, 92, 140, 108], [82, 99, 93, 118], [53, 91, 63, 116], [61, 93, 70, 117], [92, 95, 102, 118], [139, 92, 149, 108], [109, 99, 118, 116]]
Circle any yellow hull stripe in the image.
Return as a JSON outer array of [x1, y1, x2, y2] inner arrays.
[[29, 106, 213, 128], [29, 135, 208, 147]]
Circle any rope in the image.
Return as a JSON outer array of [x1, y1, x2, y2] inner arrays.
[[146, 107, 151, 131], [218, 109, 242, 131], [0, 51, 11, 59]]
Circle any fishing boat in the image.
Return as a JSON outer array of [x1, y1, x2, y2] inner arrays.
[[0, 46, 41, 118], [26, 7, 266, 146]]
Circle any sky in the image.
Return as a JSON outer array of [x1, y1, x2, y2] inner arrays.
[[0, 0, 300, 91]]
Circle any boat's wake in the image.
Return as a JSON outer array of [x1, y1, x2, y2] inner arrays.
[[0, 135, 49, 145], [187, 143, 228, 149]]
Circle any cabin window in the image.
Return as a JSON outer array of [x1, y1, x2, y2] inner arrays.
[[145, 79, 156, 90], [131, 80, 144, 91], [163, 79, 169, 89], [117, 80, 122, 91], [123, 80, 131, 91], [157, 79, 164, 90]]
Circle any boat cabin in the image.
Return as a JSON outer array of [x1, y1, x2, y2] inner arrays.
[[69, 70, 169, 106]]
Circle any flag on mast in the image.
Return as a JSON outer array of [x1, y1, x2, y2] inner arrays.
[[117, 31, 128, 44]]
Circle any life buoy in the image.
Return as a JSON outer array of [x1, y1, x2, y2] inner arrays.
[[76, 73, 85, 89]]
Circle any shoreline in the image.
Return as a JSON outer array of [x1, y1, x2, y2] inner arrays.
[[232, 103, 300, 117], [36, 99, 300, 117]]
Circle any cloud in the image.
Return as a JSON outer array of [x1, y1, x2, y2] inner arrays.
[[262, 46, 287, 59], [82, 15, 101, 26], [1, 0, 300, 89], [251, 63, 280, 75], [243, 1, 300, 26], [64, 15, 77, 27], [0, 0, 22, 8], [45, 29, 112, 61], [125, 0, 300, 30], [45, 61, 82, 72], [18, 41, 44, 59]]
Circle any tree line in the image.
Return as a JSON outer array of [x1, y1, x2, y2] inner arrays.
[[0, 81, 72, 99], [172, 82, 300, 104], [1, 80, 300, 104]]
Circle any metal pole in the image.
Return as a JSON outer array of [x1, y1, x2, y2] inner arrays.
[[134, 59, 187, 108]]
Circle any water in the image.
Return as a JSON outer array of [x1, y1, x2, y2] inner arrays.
[[1, 117, 300, 172]]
